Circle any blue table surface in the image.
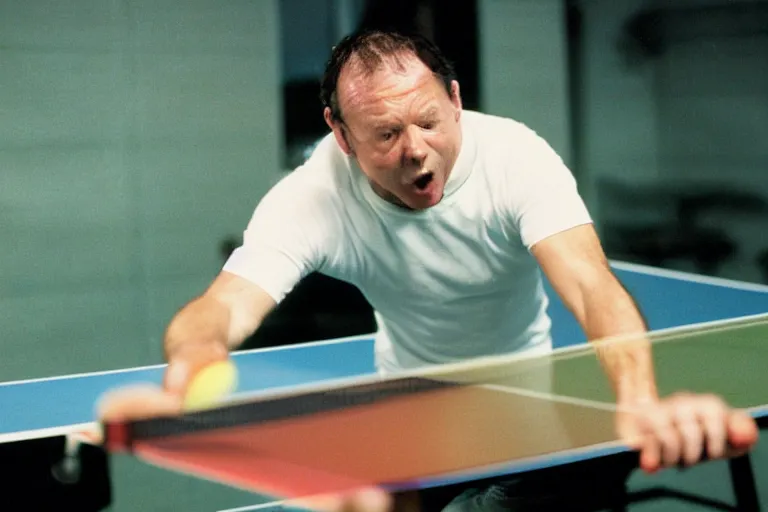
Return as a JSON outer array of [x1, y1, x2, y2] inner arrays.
[[2, 262, 768, 435]]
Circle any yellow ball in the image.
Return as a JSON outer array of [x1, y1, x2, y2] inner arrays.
[[183, 360, 238, 411]]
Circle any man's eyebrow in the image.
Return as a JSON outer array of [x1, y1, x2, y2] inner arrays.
[[372, 121, 398, 131], [421, 106, 440, 119], [369, 106, 440, 131]]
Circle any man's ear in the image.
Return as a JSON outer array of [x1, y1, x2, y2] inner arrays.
[[324, 107, 352, 155], [450, 80, 463, 121]]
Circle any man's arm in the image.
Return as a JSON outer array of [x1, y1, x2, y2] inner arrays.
[[162, 270, 277, 395], [530, 223, 658, 405], [530, 223, 759, 472], [164, 270, 276, 356]]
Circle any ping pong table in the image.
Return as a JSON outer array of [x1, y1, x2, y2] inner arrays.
[[2, 261, 768, 511]]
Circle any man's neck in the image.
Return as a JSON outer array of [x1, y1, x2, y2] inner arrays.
[[368, 180, 414, 210]]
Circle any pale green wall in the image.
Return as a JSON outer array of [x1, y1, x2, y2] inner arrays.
[[477, 0, 573, 167], [477, 0, 768, 283], [1, 0, 283, 380], [1, 1, 286, 509]]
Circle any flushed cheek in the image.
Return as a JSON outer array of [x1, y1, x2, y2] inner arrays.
[[370, 153, 401, 170], [431, 135, 457, 157], [364, 157, 402, 183]]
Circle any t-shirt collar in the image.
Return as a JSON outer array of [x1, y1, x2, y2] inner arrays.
[[442, 118, 475, 200]]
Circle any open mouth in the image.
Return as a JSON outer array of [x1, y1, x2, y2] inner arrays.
[[412, 172, 434, 191]]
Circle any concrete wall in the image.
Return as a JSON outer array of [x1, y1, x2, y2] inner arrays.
[[478, 0, 768, 282], [0, 0, 282, 380], [478, 0, 573, 167]]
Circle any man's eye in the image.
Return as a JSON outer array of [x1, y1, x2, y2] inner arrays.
[[380, 132, 394, 141]]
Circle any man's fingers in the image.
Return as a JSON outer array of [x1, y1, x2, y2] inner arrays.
[[696, 396, 728, 460], [163, 342, 230, 397], [343, 488, 393, 512], [675, 415, 704, 467], [290, 488, 392, 512], [163, 360, 191, 397], [697, 399, 757, 460], [623, 394, 759, 473], [726, 410, 759, 456], [97, 385, 183, 422], [616, 407, 661, 473], [645, 407, 681, 470], [639, 435, 661, 473]]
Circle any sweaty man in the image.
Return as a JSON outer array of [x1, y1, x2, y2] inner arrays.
[[104, 29, 758, 512]]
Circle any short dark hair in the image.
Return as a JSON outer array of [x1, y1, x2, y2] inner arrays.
[[320, 29, 457, 122]]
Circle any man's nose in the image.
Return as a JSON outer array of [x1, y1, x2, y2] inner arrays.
[[401, 126, 427, 167]]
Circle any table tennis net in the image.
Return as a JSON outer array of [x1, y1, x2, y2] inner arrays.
[[103, 313, 768, 499], [110, 376, 460, 442]]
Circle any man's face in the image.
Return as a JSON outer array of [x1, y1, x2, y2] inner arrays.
[[325, 54, 463, 210]]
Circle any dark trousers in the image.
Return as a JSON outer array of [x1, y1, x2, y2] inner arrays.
[[414, 452, 637, 512]]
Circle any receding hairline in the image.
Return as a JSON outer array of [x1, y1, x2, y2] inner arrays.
[[344, 46, 419, 77], [321, 30, 457, 122], [336, 51, 446, 114]]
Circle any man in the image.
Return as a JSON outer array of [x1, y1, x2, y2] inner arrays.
[[103, 29, 758, 511]]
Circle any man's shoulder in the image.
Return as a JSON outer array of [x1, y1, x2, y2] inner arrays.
[[461, 110, 575, 208], [462, 110, 539, 143], [259, 133, 354, 215], [275, 134, 349, 189], [464, 110, 564, 172]]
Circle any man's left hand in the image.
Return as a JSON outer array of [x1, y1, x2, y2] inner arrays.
[[616, 392, 759, 473]]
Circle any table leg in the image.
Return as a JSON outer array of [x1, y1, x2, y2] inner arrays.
[[729, 454, 760, 511]]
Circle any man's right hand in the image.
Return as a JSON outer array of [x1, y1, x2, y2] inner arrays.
[[97, 271, 395, 510], [98, 342, 393, 512], [97, 342, 230, 424], [161, 272, 277, 397], [163, 341, 231, 400]]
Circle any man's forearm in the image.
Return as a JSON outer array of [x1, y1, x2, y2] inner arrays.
[[162, 273, 277, 362], [583, 284, 659, 405], [529, 225, 660, 405], [163, 295, 232, 361]]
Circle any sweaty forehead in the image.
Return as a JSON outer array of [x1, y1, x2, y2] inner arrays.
[[337, 53, 440, 116]]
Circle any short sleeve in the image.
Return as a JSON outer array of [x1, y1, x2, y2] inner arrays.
[[507, 131, 592, 249], [222, 170, 331, 303]]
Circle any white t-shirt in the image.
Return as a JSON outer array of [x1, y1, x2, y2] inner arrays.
[[224, 110, 592, 373]]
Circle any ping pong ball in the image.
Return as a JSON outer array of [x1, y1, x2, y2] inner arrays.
[[183, 360, 238, 411]]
